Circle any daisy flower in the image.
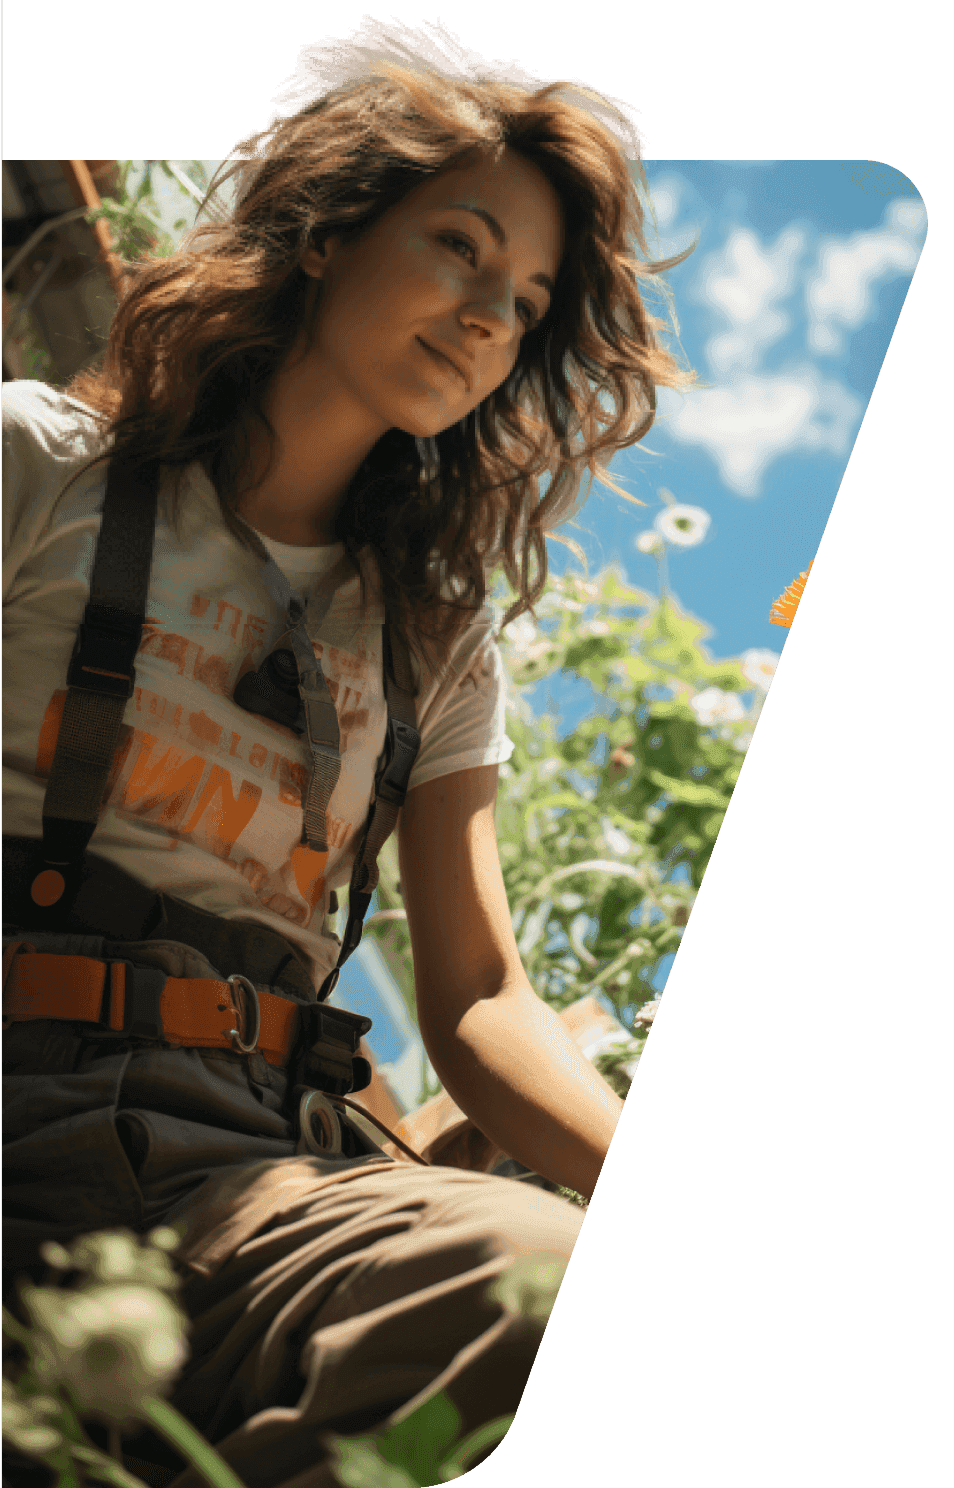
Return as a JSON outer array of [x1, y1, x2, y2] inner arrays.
[[740, 648, 780, 690], [654, 504, 711, 548], [690, 687, 745, 726]]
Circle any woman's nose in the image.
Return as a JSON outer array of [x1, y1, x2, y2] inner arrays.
[[460, 279, 517, 341]]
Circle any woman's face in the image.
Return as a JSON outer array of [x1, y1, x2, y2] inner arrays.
[[299, 148, 564, 438]]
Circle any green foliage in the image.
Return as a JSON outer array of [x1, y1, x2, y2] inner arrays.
[[86, 161, 210, 263], [367, 563, 762, 1042], [330, 1394, 516, 1488]]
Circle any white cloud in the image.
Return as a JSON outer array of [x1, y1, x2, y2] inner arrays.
[[695, 225, 806, 376], [806, 196, 927, 355], [644, 173, 699, 263], [647, 173, 685, 232], [658, 368, 863, 497]]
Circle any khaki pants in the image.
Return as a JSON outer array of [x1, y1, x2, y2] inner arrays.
[[154, 1159, 581, 1487], [2, 860, 585, 1487]]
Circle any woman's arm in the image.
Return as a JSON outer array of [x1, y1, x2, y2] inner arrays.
[[398, 764, 624, 1200]]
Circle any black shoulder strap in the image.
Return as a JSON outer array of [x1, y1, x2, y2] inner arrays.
[[23, 458, 159, 926], [19, 462, 421, 984], [315, 610, 420, 1002]]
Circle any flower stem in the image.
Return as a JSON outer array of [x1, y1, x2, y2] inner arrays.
[[141, 1398, 247, 1488], [654, 544, 670, 599], [438, 1413, 516, 1478], [72, 1442, 152, 1488]]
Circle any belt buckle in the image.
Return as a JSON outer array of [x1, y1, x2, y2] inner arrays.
[[226, 973, 261, 1054]]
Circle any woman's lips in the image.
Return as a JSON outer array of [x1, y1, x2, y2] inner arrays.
[[417, 337, 469, 390]]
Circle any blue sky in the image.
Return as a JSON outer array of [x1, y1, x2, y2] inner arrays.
[[557, 160, 927, 662]]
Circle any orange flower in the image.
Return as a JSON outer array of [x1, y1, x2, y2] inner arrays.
[[770, 561, 813, 628]]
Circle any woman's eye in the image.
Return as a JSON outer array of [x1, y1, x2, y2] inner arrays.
[[440, 233, 477, 265], [517, 300, 539, 330]]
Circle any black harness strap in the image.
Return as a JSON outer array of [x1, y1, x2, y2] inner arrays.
[[25, 458, 159, 927], [12, 459, 420, 1003], [317, 613, 420, 1002]]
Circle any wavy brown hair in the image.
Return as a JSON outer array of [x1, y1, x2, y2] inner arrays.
[[68, 52, 696, 654]]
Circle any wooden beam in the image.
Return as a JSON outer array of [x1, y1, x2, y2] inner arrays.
[[60, 159, 125, 296]]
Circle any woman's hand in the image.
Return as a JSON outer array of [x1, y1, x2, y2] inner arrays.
[[398, 765, 624, 1200]]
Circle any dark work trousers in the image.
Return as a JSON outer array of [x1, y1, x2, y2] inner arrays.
[[2, 846, 584, 1487]]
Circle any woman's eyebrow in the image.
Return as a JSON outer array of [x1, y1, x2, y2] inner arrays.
[[446, 203, 555, 295]]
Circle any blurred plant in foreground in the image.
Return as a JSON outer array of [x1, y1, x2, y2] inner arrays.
[[4, 1230, 570, 1488], [2, 1227, 245, 1487]]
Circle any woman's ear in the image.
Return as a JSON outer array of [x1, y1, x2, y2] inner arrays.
[[301, 236, 339, 279]]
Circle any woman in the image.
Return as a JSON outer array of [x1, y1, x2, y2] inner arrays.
[[3, 52, 692, 1486]]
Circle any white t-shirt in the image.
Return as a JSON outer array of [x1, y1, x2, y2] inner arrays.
[[2, 381, 514, 987]]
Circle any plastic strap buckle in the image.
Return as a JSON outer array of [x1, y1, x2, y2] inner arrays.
[[66, 603, 143, 699], [375, 717, 420, 810], [296, 1001, 373, 1095]]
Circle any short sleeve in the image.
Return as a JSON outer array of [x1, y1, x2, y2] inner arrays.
[[408, 614, 515, 791]]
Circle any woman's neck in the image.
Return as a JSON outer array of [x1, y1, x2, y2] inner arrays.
[[235, 337, 389, 546]]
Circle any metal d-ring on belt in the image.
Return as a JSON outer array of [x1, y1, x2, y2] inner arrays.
[[225, 973, 261, 1055]]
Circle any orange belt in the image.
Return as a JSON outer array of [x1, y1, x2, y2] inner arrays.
[[1, 940, 300, 1067]]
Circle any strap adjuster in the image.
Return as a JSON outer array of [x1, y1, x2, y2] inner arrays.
[[120, 962, 166, 1040], [295, 1001, 373, 1096], [375, 717, 420, 810], [66, 603, 142, 699]]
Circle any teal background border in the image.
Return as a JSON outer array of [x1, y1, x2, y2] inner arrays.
[[5, 5, 946, 1482]]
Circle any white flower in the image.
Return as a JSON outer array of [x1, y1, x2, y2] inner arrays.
[[600, 817, 636, 857], [504, 613, 538, 655], [636, 530, 664, 554], [2, 1380, 64, 1458], [24, 1283, 188, 1423], [690, 686, 746, 726], [580, 618, 611, 637], [654, 504, 711, 548], [740, 647, 780, 690]]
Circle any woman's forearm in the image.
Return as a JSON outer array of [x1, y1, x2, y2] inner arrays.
[[419, 980, 624, 1200]]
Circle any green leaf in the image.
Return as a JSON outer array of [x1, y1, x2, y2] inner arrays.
[[142, 1398, 246, 1488], [646, 769, 730, 808], [72, 1442, 154, 1488], [374, 1391, 462, 1484], [438, 1414, 515, 1478]]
